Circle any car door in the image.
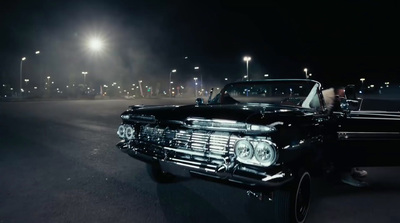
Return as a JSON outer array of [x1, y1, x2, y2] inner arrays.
[[336, 110, 400, 166]]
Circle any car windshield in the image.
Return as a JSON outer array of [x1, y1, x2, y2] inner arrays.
[[215, 80, 321, 109]]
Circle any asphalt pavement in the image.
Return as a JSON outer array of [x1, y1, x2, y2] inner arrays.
[[1, 98, 400, 223]]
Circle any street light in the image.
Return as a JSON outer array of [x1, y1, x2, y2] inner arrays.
[[34, 51, 42, 90], [20, 57, 26, 94], [304, 68, 308, 78], [360, 78, 365, 93], [194, 66, 202, 93], [169, 69, 177, 97], [264, 74, 269, 78], [88, 38, 104, 52], [82, 71, 88, 85], [243, 56, 251, 81], [194, 77, 198, 97]]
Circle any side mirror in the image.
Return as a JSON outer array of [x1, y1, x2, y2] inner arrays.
[[340, 97, 360, 112], [195, 98, 204, 105]]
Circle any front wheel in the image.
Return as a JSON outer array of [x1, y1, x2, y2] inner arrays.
[[273, 170, 311, 223]]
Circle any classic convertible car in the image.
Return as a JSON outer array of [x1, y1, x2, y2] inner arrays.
[[116, 79, 400, 223]]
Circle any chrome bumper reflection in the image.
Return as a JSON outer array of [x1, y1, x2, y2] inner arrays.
[[116, 140, 293, 187]]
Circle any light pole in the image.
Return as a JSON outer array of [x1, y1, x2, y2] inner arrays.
[[24, 79, 29, 92], [35, 51, 41, 90], [82, 71, 88, 86], [243, 56, 251, 81], [360, 78, 365, 93], [169, 69, 176, 97], [304, 68, 308, 78], [20, 57, 26, 94], [194, 66, 202, 94], [194, 77, 198, 97]]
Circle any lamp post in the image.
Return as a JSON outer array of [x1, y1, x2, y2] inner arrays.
[[82, 71, 88, 85], [304, 68, 308, 78], [169, 69, 176, 97], [243, 56, 251, 81], [24, 79, 29, 92], [20, 57, 26, 94], [35, 51, 41, 90], [360, 78, 365, 93], [194, 77, 198, 97], [194, 66, 202, 94]]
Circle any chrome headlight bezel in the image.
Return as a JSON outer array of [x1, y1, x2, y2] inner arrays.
[[117, 125, 126, 138], [125, 126, 135, 140], [234, 139, 254, 160], [254, 141, 277, 166], [234, 139, 278, 167]]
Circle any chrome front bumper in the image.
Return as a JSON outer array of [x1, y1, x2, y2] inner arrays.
[[116, 140, 294, 189]]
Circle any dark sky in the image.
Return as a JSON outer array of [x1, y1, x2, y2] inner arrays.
[[1, 0, 399, 90]]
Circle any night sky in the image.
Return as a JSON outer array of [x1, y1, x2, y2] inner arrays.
[[1, 0, 399, 90]]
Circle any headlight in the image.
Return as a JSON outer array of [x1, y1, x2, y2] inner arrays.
[[234, 140, 254, 159], [125, 126, 135, 140], [234, 139, 277, 167], [117, 125, 125, 138], [254, 142, 277, 166]]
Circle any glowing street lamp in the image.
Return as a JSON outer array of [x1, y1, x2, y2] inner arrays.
[[169, 69, 177, 97], [88, 38, 104, 52], [34, 51, 42, 90], [194, 77, 198, 97], [304, 68, 308, 78], [194, 66, 202, 92], [360, 78, 365, 93], [264, 74, 269, 78], [82, 71, 88, 85], [243, 56, 251, 81], [20, 57, 26, 93]]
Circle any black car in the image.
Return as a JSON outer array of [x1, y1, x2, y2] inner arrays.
[[116, 79, 400, 223]]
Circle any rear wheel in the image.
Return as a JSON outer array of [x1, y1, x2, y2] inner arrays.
[[146, 162, 175, 183], [273, 170, 311, 223]]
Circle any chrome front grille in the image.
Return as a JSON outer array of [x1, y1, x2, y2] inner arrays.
[[139, 126, 238, 155]]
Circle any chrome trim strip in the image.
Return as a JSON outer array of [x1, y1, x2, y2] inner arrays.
[[184, 117, 276, 133], [169, 158, 218, 168], [350, 112, 400, 118], [163, 146, 225, 160], [351, 111, 400, 114], [338, 131, 400, 140], [348, 117, 400, 121]]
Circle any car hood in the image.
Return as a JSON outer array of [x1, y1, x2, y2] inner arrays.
[[121, 103, 315, 125]]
